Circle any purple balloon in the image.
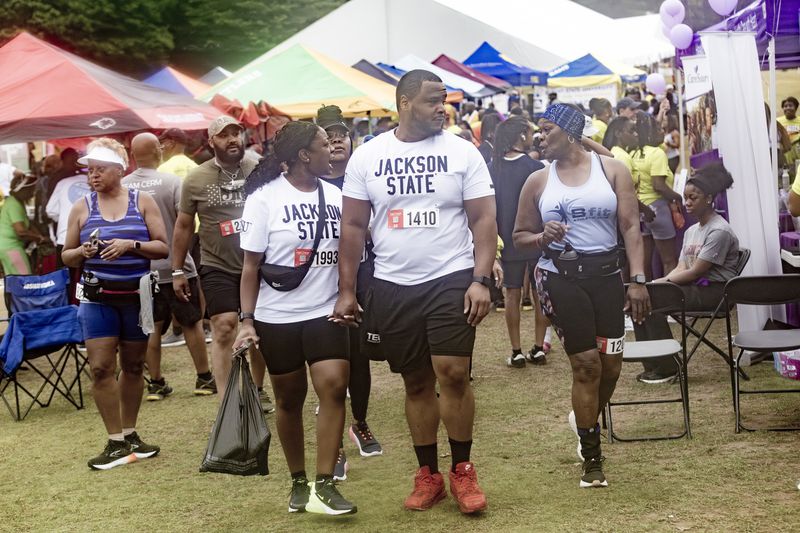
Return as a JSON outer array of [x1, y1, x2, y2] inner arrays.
[[670, 23, 694, 50], [708, 0, 737, 16], [660, 0, 686, 28], [646, 73, 667, 96], [661, 24, 672, 39]]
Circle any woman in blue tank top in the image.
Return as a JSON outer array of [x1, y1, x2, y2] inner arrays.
[[61, 138, 168, 471], [513, 104, 650, 489]]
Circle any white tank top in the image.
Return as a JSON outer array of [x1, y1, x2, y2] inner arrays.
[[536, 153, 618, 273]]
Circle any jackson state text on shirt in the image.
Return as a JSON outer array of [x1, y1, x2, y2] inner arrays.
[[281, 203, 342, 240], [373, 155, 448, 195]]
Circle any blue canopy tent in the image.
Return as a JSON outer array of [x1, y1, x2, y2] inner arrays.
[[352, 59, 399, 86], [548, 54, 646, 85], [375, 62, 464, 95], [463, 42, 548, 87]]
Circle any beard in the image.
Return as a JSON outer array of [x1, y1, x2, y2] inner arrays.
[[214, 144, 244, 165]]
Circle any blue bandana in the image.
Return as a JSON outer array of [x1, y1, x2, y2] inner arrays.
[[541, 104, 585, 140]]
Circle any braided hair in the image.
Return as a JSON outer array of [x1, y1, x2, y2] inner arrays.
[[602, 116, 633, 151], [492, 116, 530, 173], [245, 121, 321, 195]]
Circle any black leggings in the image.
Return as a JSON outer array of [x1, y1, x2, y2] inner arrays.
[[348, 328, 371, 422]]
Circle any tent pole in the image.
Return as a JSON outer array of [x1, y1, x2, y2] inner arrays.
[[676, 65, 686, 171], [769, 37, 778, 181]]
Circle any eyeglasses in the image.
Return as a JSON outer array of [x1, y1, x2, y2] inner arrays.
[[327, 130, 349, 141]]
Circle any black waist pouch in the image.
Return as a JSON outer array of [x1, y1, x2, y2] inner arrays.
[[259, 184, 326, 292], [83, 273, 141, 305], [547, 248, 622, 279]]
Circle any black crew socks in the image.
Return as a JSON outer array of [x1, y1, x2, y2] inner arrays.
[[449, 438, 472, 471], [414, 443, 439, 473], [577, 424, 602, 460], [197, 371, 212, 381], [151, 377, 165, 386], [532, 345, 544, 354], [512, 348, 523, 355], [291, 470, 307, 480]]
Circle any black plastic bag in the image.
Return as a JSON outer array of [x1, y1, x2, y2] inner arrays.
[[200, 346, 270, 476]]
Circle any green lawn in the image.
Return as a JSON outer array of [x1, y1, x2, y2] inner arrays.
[[1, 310, 799, 532]]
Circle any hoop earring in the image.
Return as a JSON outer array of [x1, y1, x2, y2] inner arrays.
[[567, 135, 576, 144]]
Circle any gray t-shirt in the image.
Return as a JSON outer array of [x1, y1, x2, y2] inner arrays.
[[679, 213, 739, 282], [122, 168, 197, 282]]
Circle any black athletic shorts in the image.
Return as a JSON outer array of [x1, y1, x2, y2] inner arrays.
[[199, 266, 240, 317], [153, 277, 202, 326], [363, 268, 475, 374], [254, 315, 348, 375], [500, 258, 531, 289], [534, 267, 625, 356]]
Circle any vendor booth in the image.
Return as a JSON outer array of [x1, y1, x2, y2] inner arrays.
[[545, 54, 648, 109], [143, 66, 211, 98]]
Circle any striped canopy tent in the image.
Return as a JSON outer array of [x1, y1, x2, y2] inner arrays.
[[143, 66, 212, 97], [199, 44, 397, 118]]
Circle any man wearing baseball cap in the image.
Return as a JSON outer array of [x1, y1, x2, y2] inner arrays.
[[170, 116, 272, 408], [157, 128, 197, 180], [616, 98, 642, 120]]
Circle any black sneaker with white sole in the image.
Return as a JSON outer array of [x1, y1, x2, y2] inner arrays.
[[636, 370, 678, 384], [306, 477, 357, 515], [580, 456, 608, 488], [506, 352, 526, 368], [526, 346, 547, 365], [349, 421, 382, 457], [87, 439, 137, 470], [333, 449, 349, 481], [125, 432, 160, 459], [289, 475, 310, 513]]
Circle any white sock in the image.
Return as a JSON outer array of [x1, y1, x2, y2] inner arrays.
[[109, 433, 125, 442], [544, 327, 552, 344], [122, 428, 135, 437]]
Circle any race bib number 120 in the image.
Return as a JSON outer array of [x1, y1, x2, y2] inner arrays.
[[387, 208, 439, 229]]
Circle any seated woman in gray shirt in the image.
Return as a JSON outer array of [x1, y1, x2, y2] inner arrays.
[[636, 163, 739, 383]]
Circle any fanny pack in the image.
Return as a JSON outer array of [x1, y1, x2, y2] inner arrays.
[[543, 247, 622, 279], [82, 272, 157, 305], [259, 184, 326, 292]]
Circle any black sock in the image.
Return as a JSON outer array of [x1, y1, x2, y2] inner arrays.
[[577, 424, 602, 460], [197, 371, 212, 380], [316, 473, 333, 483], [257, 387, 263, 393], [151, 377, 165, 385], [449, 438, 472, 471], [512, 348, 522, 355], [291, 470, 306, 480], [413, 443, 438, 473]]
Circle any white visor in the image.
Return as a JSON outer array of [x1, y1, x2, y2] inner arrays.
[[583, 115, 599, 138], [77, 146, 126, 168]]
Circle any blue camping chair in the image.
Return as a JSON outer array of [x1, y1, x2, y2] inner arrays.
[[0, 269, 86, 420]]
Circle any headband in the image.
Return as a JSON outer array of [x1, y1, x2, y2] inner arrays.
[[77, 146, 126, 168], [541, 104, 586, 140]]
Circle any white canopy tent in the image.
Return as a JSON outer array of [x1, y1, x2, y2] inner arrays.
[[393, 54, 495, 97], [258, 0, 673, 73]]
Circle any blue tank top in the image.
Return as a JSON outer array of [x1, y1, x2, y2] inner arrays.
[[536, 153, 618, 273], [80, 189, 151, 281]]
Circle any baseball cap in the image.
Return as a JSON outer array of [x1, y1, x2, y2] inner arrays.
[[616, 97, 642, 112], [316, 105, 349, 132], [208, 116, 244, 138], [159, 128, 188, 144]]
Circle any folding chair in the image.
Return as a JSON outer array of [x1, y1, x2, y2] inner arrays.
[[724, 274, 800, 432], [671, 248, 751, 381], [0, 269, 86, 420], [606, 282, 691, 442]]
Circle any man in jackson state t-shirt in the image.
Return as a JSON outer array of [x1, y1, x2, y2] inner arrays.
[[333, 70, 497, 515]]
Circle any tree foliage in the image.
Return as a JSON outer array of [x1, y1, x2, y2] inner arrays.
[[0, 0, 348, 76]]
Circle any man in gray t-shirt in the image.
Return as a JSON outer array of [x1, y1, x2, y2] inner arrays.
[[679, 213, 740, 283], [123, 133, 215, 400]]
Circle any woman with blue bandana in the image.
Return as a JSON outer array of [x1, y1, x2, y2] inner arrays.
[[513, 104, 650, 488]]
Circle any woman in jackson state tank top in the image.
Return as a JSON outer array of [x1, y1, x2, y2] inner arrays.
[[61, 138, 168, 471], [512, 104, 650, 489]]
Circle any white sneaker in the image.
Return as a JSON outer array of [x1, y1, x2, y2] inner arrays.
[[568, 410, 584, 461]]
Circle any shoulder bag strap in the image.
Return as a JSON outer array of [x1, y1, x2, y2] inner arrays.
[[299, 182, 327, 271]]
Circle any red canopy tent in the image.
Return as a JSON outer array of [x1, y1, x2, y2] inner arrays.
[[0, 32, 223, 143], [431, 54, 512, 92]]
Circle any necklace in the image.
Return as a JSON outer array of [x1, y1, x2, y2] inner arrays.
[[216, 159, 245, 191]]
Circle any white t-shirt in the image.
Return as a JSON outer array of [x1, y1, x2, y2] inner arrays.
[[240, 175, 342, 324], [0, 163, 16, 196], [343, 130, 494, 285], [46, 174, 91, 245]]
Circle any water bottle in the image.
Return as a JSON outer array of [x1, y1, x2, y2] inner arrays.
[[781, 168, 790, 193]]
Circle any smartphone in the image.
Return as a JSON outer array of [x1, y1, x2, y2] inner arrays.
[[89, 228, 100, 247]]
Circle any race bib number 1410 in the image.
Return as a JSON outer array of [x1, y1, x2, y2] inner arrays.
[[387, 208, 439, 229]]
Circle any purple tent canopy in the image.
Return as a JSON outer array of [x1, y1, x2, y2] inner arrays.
[[677, 0, 800, 70]]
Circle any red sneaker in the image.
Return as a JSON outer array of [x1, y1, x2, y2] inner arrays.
[[449, 462, 487, 514], [404, 466, 446, 511]]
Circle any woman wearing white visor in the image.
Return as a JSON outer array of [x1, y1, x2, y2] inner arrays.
[[62, 138, 168, 470]]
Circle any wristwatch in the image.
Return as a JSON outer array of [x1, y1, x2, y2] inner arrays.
[[631, 274, 647, 285], [239, 312, 255, 322], [472, 275, 493, 288], [134, 240, 141, 250]]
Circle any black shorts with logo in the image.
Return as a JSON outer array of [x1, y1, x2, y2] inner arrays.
[[153, 277, 202, 326], [199, 266, 241, 317], [254, 315, 349, 375], [362, 268, 475, 374]]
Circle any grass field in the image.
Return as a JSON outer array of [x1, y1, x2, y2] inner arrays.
[[2, 309, 799, 532]]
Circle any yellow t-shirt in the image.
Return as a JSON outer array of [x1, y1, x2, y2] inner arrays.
[[632, 146, 673, 206], [591, 118, 607, 144], [792, 173, 800, 196], [158, 154, 198, 180], [610, 146, 633, 175], [778, 116, 800, 145]]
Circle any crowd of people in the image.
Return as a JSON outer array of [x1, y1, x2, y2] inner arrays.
[[0, 68, 771, 515]]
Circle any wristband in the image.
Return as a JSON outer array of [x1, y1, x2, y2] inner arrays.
[[172, 269, 185, 277], [239, 312, 255, 322]]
